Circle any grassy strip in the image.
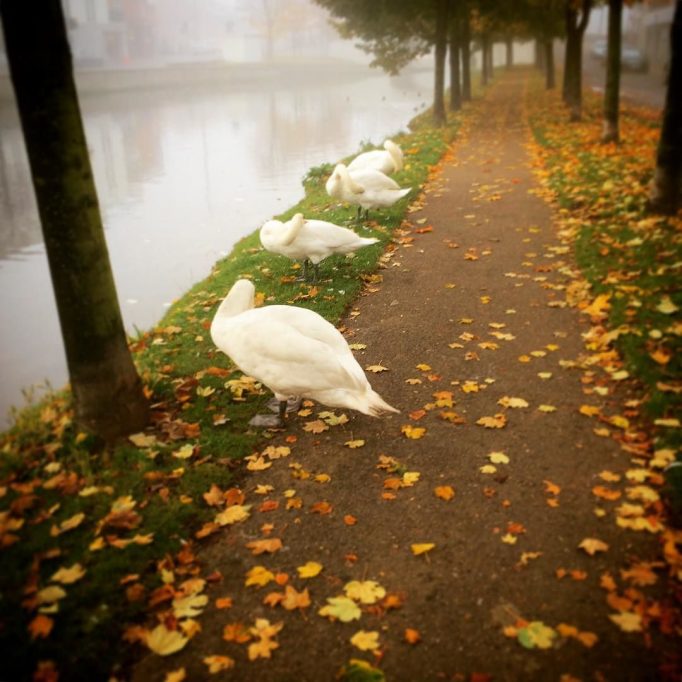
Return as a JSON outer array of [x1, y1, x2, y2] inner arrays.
[[0, 106, 465, 680], [526, 80, 681, 477]]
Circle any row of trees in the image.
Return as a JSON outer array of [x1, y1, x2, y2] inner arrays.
[[0, 0, 678, 443], [314, 0, 680, 209]]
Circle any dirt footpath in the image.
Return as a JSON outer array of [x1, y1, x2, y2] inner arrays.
[[133, 72, 679, 682]]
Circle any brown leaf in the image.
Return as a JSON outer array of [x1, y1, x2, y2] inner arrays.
[[246, 538, 283, 555], [28, 614, 54, 640]]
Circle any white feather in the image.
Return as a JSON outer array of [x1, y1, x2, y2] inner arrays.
[[348, 139, 404, 174], [325, 163, 411, 212]]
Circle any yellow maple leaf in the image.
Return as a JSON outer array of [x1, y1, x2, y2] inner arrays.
[[489, 452, 510, 464], [401, 425, 426, 439], [416, 363, 432, 371], [129, 432, 157, 448], [365, 364, 388, 373], [281, 585, 311, 611], [501, 533, 518, 545], [480, 464, 497, 474], [164, 669, 186, 682], [350, 630, 380, 651], [245, 566, 275, 588], [498, 396, 529, 409], [608, 612, 642, 632], [344, 580, 386, 604], [214, 504, 251, 526], [49, 563, 86, 585], [411, 543, 435, 556], [476, 414, 507, 428], [50, 512, 85, 537], [146, 624, 189, 656], [538, 404, 557, 413], [318, 596, 361, 622], [578, 538, 609, 556], [297, 561, 323, 579], [345, 439, 365, 448]]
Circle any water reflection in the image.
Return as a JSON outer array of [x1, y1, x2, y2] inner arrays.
[[0, 67, 432, 423]]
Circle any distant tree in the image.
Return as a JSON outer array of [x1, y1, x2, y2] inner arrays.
[[648, 0, 681, 214], [449, 4, 462, 111], [461, 9, 473, 100], [526, 0, 564, 90], [563, 0, 592, 120], [601, 0, 623, 142], [314, 0, 454, 126], [433, 0, 450, 124], [0, 0, 149, 440]]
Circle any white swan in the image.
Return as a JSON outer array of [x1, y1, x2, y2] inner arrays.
[[348, 140, 404, 175], [210, 279, 398, 426], [325, 163, 411, 220], [260, 213, 379, 282]]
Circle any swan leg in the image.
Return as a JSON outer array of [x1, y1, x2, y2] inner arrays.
[[296, 259, 310, 282], [312, 263, 320, 283]]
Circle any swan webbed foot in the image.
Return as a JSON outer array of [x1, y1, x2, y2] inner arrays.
[[296, 259, 312, 282], [311, 263, 320, 283], [266, 396, 302, 415]]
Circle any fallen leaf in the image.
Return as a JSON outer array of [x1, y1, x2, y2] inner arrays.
[[345, 439, 365, 449], [476, 414, 507, 429], [146, 624, 189, 656], [578, 538, 609, 556], [28, 614, 54, 640], [434, 485, 455, 501], [350, 630, 380, 651], [401, 425, 426, 439], [318, 596, 362, 622], [404, 628, 421, 644], [411, 543, 435, 556], [49, 563, 86, 584], [203, 655, 235, 673], [489, 452, 510, 464], [344, 580, 386, 604], [246, 538, 283, 555], [608, 612, 642, 632], [245, 566, 275, 588], [297, 561, 323, 579]]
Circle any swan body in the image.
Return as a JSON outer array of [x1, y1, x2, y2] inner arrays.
[[260, 213, 378, 268], [210, 280, 398, 420], [348, 140, 404, 175], [325, 163, 411, 213]]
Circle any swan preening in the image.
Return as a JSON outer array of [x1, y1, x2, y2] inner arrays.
[[210, 279, 398, 426], [348, 139, 404, 175], [259, 213, 379, 282], [325, 163, 411, 220]]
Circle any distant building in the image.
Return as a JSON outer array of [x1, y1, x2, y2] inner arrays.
[[628, 0, 674, 78]]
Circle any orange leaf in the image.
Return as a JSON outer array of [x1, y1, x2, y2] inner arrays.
[[592, 486, 621, 501], [222, 623, 252, 644], [311, 501, 333, 515], [543, 480, 561, 496], [434, 485, 455, 501], [29, 614, 54, 640], [404, 628, 421, 644], [246, 538, 283, 555], [344, 514, 358, 526], [215, 597, 233, 610]]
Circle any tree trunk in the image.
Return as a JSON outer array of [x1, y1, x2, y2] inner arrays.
[[602, 0, 623, 143], [648, 0, 681, 214], [544, 37, 555, 89], [535, 38, 545, 70], [481, 33, 490, 86], [0, 1, 149, 441], [563, 0, 592, 121], [449, 18, 462, 110], [433, 0, 449, 125], [506, 36, 513, 69], [461, 12, 472, 101]]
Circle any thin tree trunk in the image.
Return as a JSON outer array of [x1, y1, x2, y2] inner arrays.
[[433, 0, 449, 125], [506, 36, 513, 68], [461, 13, 472, 100], [563, 0, 592, 121], [602, 0, 623, 143], [648, 0, 681, 214], [449, 18, 462, 110], [544, 37, 556, 89], [0, 1, 149, 440], [481, 33, 490, 86], [535, 37, 545, 70]]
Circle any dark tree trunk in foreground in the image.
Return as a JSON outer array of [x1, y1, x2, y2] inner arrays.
[[506, 36, 513, 68], [544, 37, 556, 89], [602, 0, 623, 142], [461, 13, 472, 101], [449, 18, 462, 110], [434, 0, 450, 125], [0, 1, 149, 440], [563, 0, 592, 120], [648, 0, 682, 214]]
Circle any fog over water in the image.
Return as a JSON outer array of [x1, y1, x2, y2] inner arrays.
[[0, 63, 433, 425]]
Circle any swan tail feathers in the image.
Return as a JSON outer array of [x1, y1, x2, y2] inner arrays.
[[365, 390, 399, 417]]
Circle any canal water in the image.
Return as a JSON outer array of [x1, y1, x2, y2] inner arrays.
[[0, 64, 433, 425]]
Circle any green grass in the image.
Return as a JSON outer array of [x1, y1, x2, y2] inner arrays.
[[0, 105, 464, 681], [526, 78, 682, 512]]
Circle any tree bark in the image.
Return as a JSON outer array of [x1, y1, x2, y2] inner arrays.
[[535, 38, 545, 70], [481, 33, 491, 85], [449, 17, 462, 110], [563, 0, 592, 121], [544, 37, 555, 89], [648, 0, 681, 214], [601, 0, 623, 143], [461, 11, 472, 100], [433, 0, 450, 125], [0, 1, 149, 441], [506, 35, 513, 69]]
